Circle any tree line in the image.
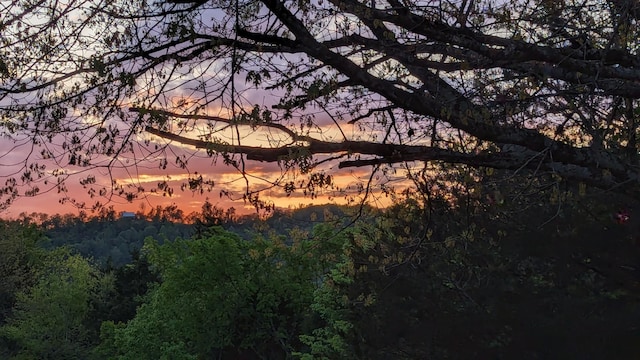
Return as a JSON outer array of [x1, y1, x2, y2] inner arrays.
[[1, 183, 639, 359]]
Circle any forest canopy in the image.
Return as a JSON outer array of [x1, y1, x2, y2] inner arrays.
[[2, 0, 640, 209]]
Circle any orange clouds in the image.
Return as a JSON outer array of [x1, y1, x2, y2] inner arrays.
[[0, 100, 410, 219], [3, 153, 401, 219]]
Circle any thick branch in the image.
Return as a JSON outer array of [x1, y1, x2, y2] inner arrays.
[[145, 125, 463, 163], [146, 125, 640, 196], [335, 0, 640, 89], [262, 0, 632, 183]]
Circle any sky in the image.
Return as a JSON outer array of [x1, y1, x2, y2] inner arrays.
[[0, 1, 409, 219], [2, 155, 395, 218], [0, 73, 401, 219], [0, 120, 401, 218]]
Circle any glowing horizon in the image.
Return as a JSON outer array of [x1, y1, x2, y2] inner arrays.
[[1, 157, 403, 219]]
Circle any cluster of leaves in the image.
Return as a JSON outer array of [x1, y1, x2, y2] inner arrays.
[[0, 210, 360, 359], [99, 227, 330, 359], [330, 172, 640, 358], [0, 222, 113, 359]]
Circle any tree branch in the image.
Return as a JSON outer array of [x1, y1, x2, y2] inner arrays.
[[146, 124, 639, 197]]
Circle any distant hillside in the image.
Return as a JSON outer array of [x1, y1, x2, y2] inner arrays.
[[39, 203, 363, 267], [44, 217, 194, 267]]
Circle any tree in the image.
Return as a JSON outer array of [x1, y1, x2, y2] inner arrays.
[[0, 221, 44, 326], [309, 192, 640, 359], [0, 248, 113, 359], [2, 0, 640, 208], [101, 227, 346, 359]]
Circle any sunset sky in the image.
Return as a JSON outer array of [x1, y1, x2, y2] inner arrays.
[[1, 118, 401, 218], [0, 1, 412, 219], [3, 162, 396, 219], [0, 79, 402, 218]]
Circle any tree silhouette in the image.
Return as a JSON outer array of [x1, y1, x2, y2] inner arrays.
[[2, 0, 640, 208]]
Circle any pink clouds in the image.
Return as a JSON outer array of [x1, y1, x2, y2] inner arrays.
[[0, 83, 403, 219], [1, 132, 399, 218]]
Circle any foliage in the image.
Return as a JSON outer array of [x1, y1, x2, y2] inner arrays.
[[24, 207, 195, 267], [0, 221, 45, 326], [0, 248, 113, 359], [1, 196, 640, 358], [20, 203, 349, 268], [321, 185, 640, 359], [100, 248, 160, 324], [296, 245, 355, 360], [102, 226, 346, 359]]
